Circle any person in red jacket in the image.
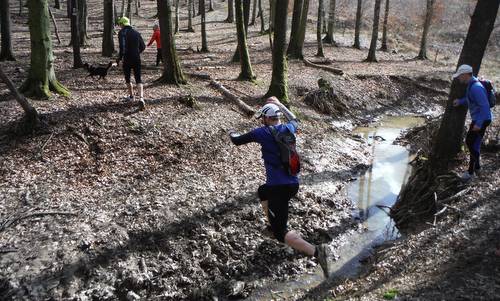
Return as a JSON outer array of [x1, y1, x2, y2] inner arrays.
[[147, 23, 162, 66]]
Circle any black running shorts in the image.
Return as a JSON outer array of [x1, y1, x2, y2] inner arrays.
[[123, 61, 142, 84], [258, 184, 299, 242]]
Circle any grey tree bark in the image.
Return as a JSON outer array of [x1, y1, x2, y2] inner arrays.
[[417, 0, 435, 60], [102, 0, 115, 57], [0, 0, 16, 61], [380, 0, 389, 51], [353, 0, 362, 49], [393, 0, 500, 229], [366, 0, 382, 62], [323, 0, 336, 45], [316, 0, 324, 57]]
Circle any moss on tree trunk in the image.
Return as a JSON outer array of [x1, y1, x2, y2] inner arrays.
[[265, 0, 289, 104], [20, 0, 69, 99], [156, 0, 186, 85], [286, 0, 308, 59], [235, 0, 255, 81]]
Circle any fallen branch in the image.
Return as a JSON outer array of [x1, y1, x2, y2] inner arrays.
[[38, 133, 54, 161], [185, 72, 212, 80], [440, 187, 471, 204], [0, 210, 77, 233], [303, 58, 344, 75], [209, 80, 255, 116], [0, 247, 18, 254]]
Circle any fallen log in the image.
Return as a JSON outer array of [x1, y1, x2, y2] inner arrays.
[[303, 58, 344, 75], [209, 80, 255, 116]]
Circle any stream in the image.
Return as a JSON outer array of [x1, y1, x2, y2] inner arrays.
[[249, 116, 425, 300]]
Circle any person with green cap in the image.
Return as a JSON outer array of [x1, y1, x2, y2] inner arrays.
[[116, 17, 146, 109]]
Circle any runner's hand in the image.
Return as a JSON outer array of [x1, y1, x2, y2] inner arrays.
[[472, 125, 481, 132], [453, 99, 460, 107]]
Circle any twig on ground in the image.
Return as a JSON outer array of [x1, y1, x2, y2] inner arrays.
[[303, 58, 344, 75], [0, 210, 77, 233]]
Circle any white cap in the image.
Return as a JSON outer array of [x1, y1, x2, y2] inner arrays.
[[452, 64, 473, 79], [255, 103, 282, 119]]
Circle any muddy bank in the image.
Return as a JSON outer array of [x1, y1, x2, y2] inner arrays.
[[0, 68, 447, 301], [298, 116, 500, 301]]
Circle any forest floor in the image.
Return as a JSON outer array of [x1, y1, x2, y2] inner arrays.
[[0, 1, 499, 300]]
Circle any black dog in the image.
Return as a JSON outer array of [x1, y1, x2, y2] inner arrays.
[[83, 62, 114, 80]]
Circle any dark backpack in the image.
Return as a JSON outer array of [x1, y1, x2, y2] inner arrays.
[[478, 79, 496, 108], [269, 126, 301, 176]]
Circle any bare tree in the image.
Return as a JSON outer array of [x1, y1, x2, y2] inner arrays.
[[316, 0, 324, 57], [287, 0, 309, 59], [366, 0, 382, 62], [71, 0, 83, 67], [20, 0, 69, 98], [0, 0, 16, 61], [353, 0, 362, 49], [380, 0, 390, 51], [393, 0, 499, 228], [225, 0, 234, 22], [323, 0, 336, 45], [156, 0, 186, 84], [235, 0, 255, 80], [266, 0, 290, 104], [187, 0, 195, 32], [200, 0, 208, 52], [102, 0, 115, 57], [417, 0, 435, 60]]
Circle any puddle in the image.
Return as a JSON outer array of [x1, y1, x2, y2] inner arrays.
[[248, 116, 425, 300]]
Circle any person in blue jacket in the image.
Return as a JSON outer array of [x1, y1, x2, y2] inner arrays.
[[452, 64, 493, 181], [228, 97, 331, 278]]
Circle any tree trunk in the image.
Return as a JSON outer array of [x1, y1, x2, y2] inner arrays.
[[70, 0, 83, 68], [258, 0, 265, 33], [353, 0, 362, 49], [287, 0, 303, 58], [156, 0, 186, 84], [198, 0, 202, 15], [126, 0, 132, 18], [54, 0, 61, 9], [321, 3, 326, 33], [174, 0, 179, 33], [287, 0, 309, 59], [323, 0, 336, 45], [48, 7, 62, 44], [19, 0, 23, 16], [250, 0, 257, 25], [187, 0, 194, 31], [417, 0, 435, 60], [269, 0, 275, 33], [316, 0, 324, 57], [200, 0, 208, 52], [191, 0, 195, 17], [366, 0, 381, 62], [78, 0, 88, 46], [265, 0, 289, 104], [380, 0, 389, 51], [393, 0, 499, 229], [225, 0, 234, 22], [135, 0, 140, 16], [235, 0, 254, 80], [113, 2, 118, 24], [0, 0, 16, 61], [0, 65, 39, 125], [20, 0, 70, 98], [102, 0, 115, 57], [121, 0, 125, 16], [208, 0, 213, 11], [231, 0, 250, 62]]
